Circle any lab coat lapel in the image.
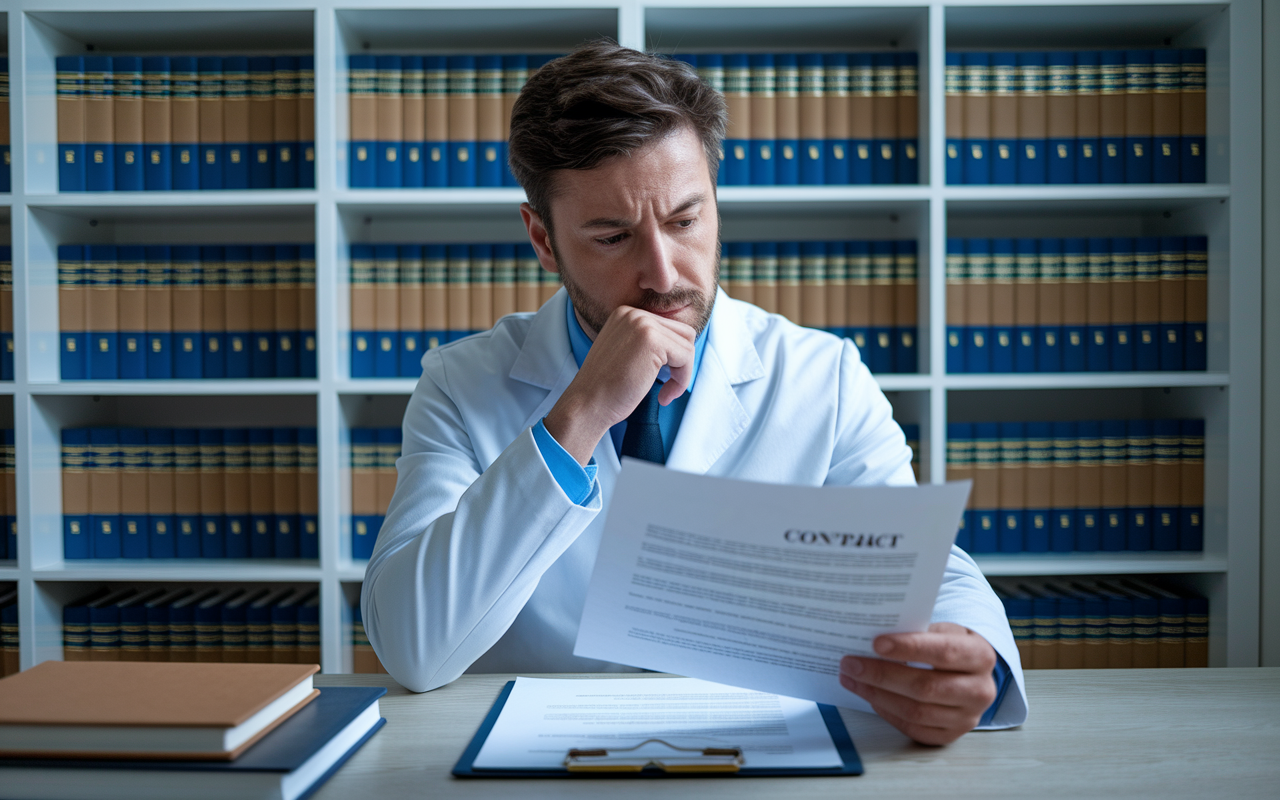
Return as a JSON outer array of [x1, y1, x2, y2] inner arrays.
[[665, 291, 765, 474], [509, 289, 579, 430]]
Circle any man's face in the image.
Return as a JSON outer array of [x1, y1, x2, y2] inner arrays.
[[522, 126, 720, 337]]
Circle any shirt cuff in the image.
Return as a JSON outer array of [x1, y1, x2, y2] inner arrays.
[[978, 653, 1014, 728], [532, 419, 598, 506]]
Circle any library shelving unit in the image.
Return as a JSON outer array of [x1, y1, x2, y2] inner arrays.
[[1, 0, 1262, 674]]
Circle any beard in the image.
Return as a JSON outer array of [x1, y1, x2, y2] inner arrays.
[[552, 238, 721, 337]]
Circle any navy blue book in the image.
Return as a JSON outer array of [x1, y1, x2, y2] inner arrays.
[[375, 56, 403, 188], [1184, 235, 1208, 370], [58, 56, 87, 192], [1159, 236, 1186, 370], [349, 244, 374, 378], [1075, 51, 1101, 183], [423, 56, 449, 188], [447, 55, 478, 187], [964, 238, 991, 373], [1024, 422, 1052, 552], [1152, 50, 1181, 183], [1180, 50, 1206, 183], [944, 52, 962, 184], [120, 428, 149, 558], [1133, 237, 1161, 371], [117, 245, 147, 379], [373, 244, 400, 378], [146, 427, 176, 558], [89, 427, 122, 558], [84, 56, 115, 192], [748, 53, 776, 186], [971, 422, 1000, 553], [299, 55, 316, 188], [274, 56, 300, 189], [1061, 238, 1088, 372], [223, 428, 250, 559], [171, 245, 203, 378], [276, 244, 301, 379], [113, 57, 145, 191], [871, 53, 897, 185], [170, 57, 200, 191], [896, 52, 919, 184], [249, 428, 275, 558], [298, 428, 319, 559], [1100, 420, 1128, 551], [0, 688, 386, 800], [1046, 51, 1076, 184], [1109, 238, 1136, 371], [1151, 419, 1181, 551], [961, 52, 990, 185], [201, 245, 226, 378], [87, 245, 119, 380], [273, 427, 299, 559], [1180, 419, 1204, 551], [997, 422, 1025, 552], [300, 244, 318, 378], [250, 57, 277, 188], [1099, 51, 1126, 183], [947, 423, 973, 551], [58, 245, 88, 379], [1075, 421, 1102, 551], [62, 428, 91, 559], [198, 428, 225, 558], [223, 57, 251, 190], [251, 245, 277, 377], [477, 55, 505, 187], [1126, 419, 1154, 551], [1014, 238, 1039, 372], [1124, 50, 1154, 184], [797, 53, 825, 185], [1086, 237, 1111, 372], [945, 238, 965, 372], [143, 245, 172, 378], [989, 52, 1017, 185], [1050, 421, 1077, 552], [989, 238, 1014, 373], [774, 53, 800, 186], [196, 57, 225, 190], [173, 428, 202, 558], [1017, 52, 1047, 184], [722, 54, 750, 186]]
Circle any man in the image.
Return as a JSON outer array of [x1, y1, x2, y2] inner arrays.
[[363, 41, 1027, 745]]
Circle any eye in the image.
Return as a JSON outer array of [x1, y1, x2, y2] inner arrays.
[[596, 232, 628, 246], [675, 219, 695, 229]]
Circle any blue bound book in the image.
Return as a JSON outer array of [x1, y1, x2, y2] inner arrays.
[[348, 54, 376, 188], [89, 427, 121, 558], [83, 56, 115, 192], [1016, 52, 1048, 184], [944, 52, 962, 184], [201, 245, 226, 379], [500, 55, 527, 186], [961, 53, 991, 185], [1046, 51, 1076, 184], [1133, 237, 1161, 371], [349, 244, 374, 378], [1152, 50, 1181, 183], [223, 428, 250, 559], [143, 246, 173, 378], [299, 55, 316, 188], [1127, 419, 1154, 551], [1086, 237, 1112, 371], [119, 428, 149, 558], [299, 244, 318, 377], [112, 57, 145, 191], [477, 55, 505, 187], [1099, 51, 1126, 183], [1109, 238, 1136, 371], [373, 244, 400, 377], [116, 592, 152, 657], [723, 54, 751, 186], [198, 428, 225, 558], [1014, 238, 1039, 372], [222, 245, 252, 378], [1075, 51, 1101, 183], [894, 241, 918, 372], [971, 422, 1000, 553], [275, 245, 301, 379], [1061, 238, 1088, 371], [1100, 420, 1128, 551], [87, 245, 119, 380], [223, 56, 250, 190], [57, 56, 87, 191], [146, 427, 176, 558], [1050, 421, 1077, 552], [273, 427, 299, 559], [170, 57, 200, 190], [298, 428, 319, 559], [945, 238, 966, 372], [447, 55, 478, 187], [989, 238, 1015, 373], [58, 245, 89, 379], [351, 427, 377, 560], [249, 57, 277, 188], [1179, 419, 1204, 551], [1075, 421, 1102, 551], [173, 428, 202, 558], [1151, 419, 1181, 551], [1024, 422, 1052, 552], [197, 57, 225, 190], [249, 428, 275, 558], [997, 422, 1025, 552], [1179, 50, 1206, 183], [424, 56, 449, 188], [896, 53, 919, 184], [871, 53, 897, 184], [251, 245, 277, 377], [1040, 237, 1068, 370], [947, 423, 973, 551], [774, 54, 800, 185], [964, 239, 992, 373], [375, 56, 403, 188], [1159, 236, 1186, 370], [989, 52, 1017, 184], [749, 53, 777, 185], [1184, 235, 1207, 370], [399, 56, 426, 188], [170, 245, 203, 379], [1124, 50, 1154, 183], [62, 428, 92, 559], [273, 56, 300, 189], [797, 54, 825, 185]]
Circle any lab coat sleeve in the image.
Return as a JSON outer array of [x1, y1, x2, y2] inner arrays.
[[361, 359, 601, 693]]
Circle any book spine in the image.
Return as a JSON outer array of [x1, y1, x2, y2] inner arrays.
[[1124, 50, 1154, 183], [197, 57, 224, 190], [251, 245, 277, 377], [989, 238, 1015, 373], [1131, 592, 1161, 667], [372, 244, 399, 377], [89, 428, 122, 558], [470, 244, 495, 336], [870, 53, 897, 184], [1184, 236, 1208, 369], [169, 246, 202, 378], [222, 57, 250, 190], [401, 56, 425, 188], [112, 57, 144, 191], [1151, 419, 1183, 551], [501, 55, 528, 187], [893, 241, 918, 372], [299, 245, 318, 377], [1156, 592, 1186, 668], [1060, 238, 1088, 372], [273, 427, 299, 558], [1109, 238, 1136, 371], [119, 429, 149, 558], [1159, 236, 1187, 370], [170, 57, 199, 190], [798, 54, 825, 185], [1075, 421, 1103, 551], [198, 428, 225, 558], [1179, 419, 1204, 551], [1133, 236, 1161, 371], [749, 54, 777, 185], [348, 244, 374, 377], [89, 599, 123, 662], [1184, 595, 1208, 667], [1152, 50, 1181, 182], [1050, 421, 1078, 552], [753, 241, 779, 315], [222, 429, 250, 558], [723, 54, 751, 186], [774, 53, 800, 185], [58, 56, 87, 191], [59, 245, 89, 379], [0, 249, 9, 381], [1053, 587, 1086, 668], [1016, 52, 1048, 184], [86, 245, 119, 379], [1086, 237, 1112, 371], [84, 56, 115, 191], [944, 52, 962, 184], [476, 55, 505, 187], [173, 429, 201, 558], [424, 56, 449, 188], [168, 598, 196, 663], [298, 55, 316, 188], [248, 428, 275, 557], [818, 53, 848, 186], [896, 53, 919, 184], [1023, 423, 1053, 552], [777, 241, 802, 324], [274, 245, 301, 378], [989, 53, 1017, 184], [946, 423, 974, 550], [246, 601, 272, 663], [1029, 589, 1059, 669], [1079, 591, 1110, 668], [447, 56, 478, 187], [845, 241, 870, 354], [146, 597, 171, 661], [350, 428, 376, 559], [1179, 50, 1207, 183], [1013, 238, 1039, 372], [146, 428, 175, 558], [446, 243, 471, 342], [1100, 420, 1129, 551], [1075, 51, 1101, 183], [424, 244, 448, 349], [997, 423, 1026, 552], [962, 53, 991, 185], [274, 56, 300, 189], [945, 239, 966, 372], [867, 241, 895, 372], [222, 246, 251, 378], [142, 245, 172, 378], [720, 241, 748, 305], [200, 246, 226, 379], [824, 241, 848, 337], [298, 429, 319, 559], [1106, 591, 1135, 668], [297, 599, 320, 665], [249, 56, 276, 188], [1126, 420, 1154, 550], [971, 423, 1000, 552], [398, 244, 426, 377], [1046, 52, 1076, 184], [194, 601, 223, 663], [62, 429, 92, 559], [799, 241, 826, 330], [375, 55, 403, 188], [1099, 51, 1126, 183], [964, 239, 992, 373]]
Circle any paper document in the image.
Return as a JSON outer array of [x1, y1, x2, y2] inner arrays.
[[471, 677, 842, 770], [574, 461, 971, 710]]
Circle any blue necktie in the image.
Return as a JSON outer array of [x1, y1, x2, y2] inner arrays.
[[620, 381, 665, 464]]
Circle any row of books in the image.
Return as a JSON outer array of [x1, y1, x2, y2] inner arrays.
[[946, 236, 1208, 374], [991, 576, 1208, 669], [351, 600, 388, 674], [903, 424, 921, 483], [720, 240, 919, 373], [349, 242, 560, 378], [948, 419, 1204, 554], [945, 50, 1206, 184], [0, 61, 9, 192], [0, 589, 15, 677], [58, 244, 318, 380], [350, 428, 401, 560], [0, 247, 11, 381], [0, 431, 14, 562], [57, 55, 315, 192], [61, 427, 318, 561], [676, 52, 919, 185], [62, 585, 320, 664]]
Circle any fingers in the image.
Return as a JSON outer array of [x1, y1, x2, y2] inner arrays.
[[841, 655, 997, 709], [839, 672, 980, 731], [872, 623, 998, 674]]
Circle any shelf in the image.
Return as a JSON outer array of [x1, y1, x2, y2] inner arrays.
[[0, 565, 18, 580], [339, 566, 369, 583], [32, 562, 323, 582], [25, 192, 318, 210], [337, 375, 934, 395], [944, 373, 1229, 391], [973, 552, 1229, 577], [943, 185, 1230, 208], [0, 384, 15, 396], [29, 381, 322, 396]]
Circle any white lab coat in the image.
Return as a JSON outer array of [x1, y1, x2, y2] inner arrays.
[[362, 288, 1028, 728]]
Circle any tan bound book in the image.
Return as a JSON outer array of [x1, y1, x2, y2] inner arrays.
[[470, 247, 495, 332], [846, 246, 871, 350], [869, 245, 895, 349], [824, 245, 847, 333], [1086, 242, 1111, 345], [0, 661, 319, 760], [990, 244, 1015, 347], [424, 247, 448, 348], [849, 56, 874, 162], [946, 245, 966, 355], [492, 246, 516, 321], [400, 247, 426, 348], [1075, 425, 1103, 515], [372, 247, 398, 355], [446, 246, 470, 335], [402, 59, 424, 172], [777, 245, 801, 324], [249, 59, 274, 174], [376, 57, 403, 170], [871, 55, 897, 158], [800, 245, 825, 330], [776, 56, 800, 171], [425, 58, 449, 169], [349, 246, 375, 357], [990, 55, 1018, 163]]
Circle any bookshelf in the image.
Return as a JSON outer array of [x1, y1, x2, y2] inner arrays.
[[0, 0, 1262, 675]]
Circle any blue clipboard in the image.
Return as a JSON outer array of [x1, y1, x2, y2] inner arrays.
[[452, 681, 863, 778]]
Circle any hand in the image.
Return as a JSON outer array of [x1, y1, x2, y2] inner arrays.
[[839, 622, 999, 746], [544, 305, 697, 464]]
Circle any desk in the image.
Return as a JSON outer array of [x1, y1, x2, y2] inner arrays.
[[314, 669, 1280, 799]]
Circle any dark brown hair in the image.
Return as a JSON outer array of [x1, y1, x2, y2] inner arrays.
[[508, 40, 727, 228]]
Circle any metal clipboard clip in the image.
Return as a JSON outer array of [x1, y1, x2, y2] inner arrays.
[[564, 738, 744, 773]]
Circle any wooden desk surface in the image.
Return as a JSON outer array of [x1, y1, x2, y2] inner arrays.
[[314, 669, 1280, 799]]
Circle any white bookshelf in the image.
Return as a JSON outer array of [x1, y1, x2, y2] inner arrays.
[[0, 0, 1262, 674]]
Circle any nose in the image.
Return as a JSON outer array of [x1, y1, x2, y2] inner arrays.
[[633, 225, 679, 295]]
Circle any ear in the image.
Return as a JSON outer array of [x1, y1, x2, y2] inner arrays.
[[519, 203, 560, 275]]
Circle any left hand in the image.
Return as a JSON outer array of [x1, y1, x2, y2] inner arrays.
[[839, 622, 999, 746]]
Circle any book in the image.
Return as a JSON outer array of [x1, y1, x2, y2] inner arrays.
[[945, 239, 965, 372], [171, 246, 202, 378], [425, 244, 448, 349], [774, 53, 800, 185], [250, 245, 277, 378], [446, 243, 471, 340], [723, 54, 751, 185], [373, 244, 399, 377], [424, 56, 449, 188], [0, 661, 319, 759], [824, 241, 848, 337], [1060, 238, 1088, 371], [113, 57, 144, 191], [1124, 50, 1154, 183], [83, 56, 115, 191], [896, 53, 919, 184], [298, 56, 316, 188], [223, 57, 250, 190], [274, 245, 301, 379], [1014, 238, 1039, 372], [1152, 50, 1181, 182], [350, 427, 378, 561], [989, 53, 1017, 184], [402, 56, 425, 188], [201, 245, 227, 379], [964, 239, 992, 373], [249, 56, 276, 189], [477, 55, 505, 187], [1016, 52, 1047, 184], [749, 54, 777, 185], [351, 602, 388, 674], [989, 238, 1015, 373], [849, 53, 874, 184], [1085, 237, 1111, 371], [1180, 50, 1207, 183], [501, 55, 528, 187], [1133, 236, 1161, 371], [1075, 421, 1103, 551], [1180, 419, 1205, 551], [1075, 51, 1101, 183], [197, 57, 224, 190], [997, 422, 1025, 552], [1158, 236, 1186, 370], [1099, 51, 1126, 183], [962, 52, 991, 184], [1184, 235, 1208, 369], [447, 55, 477, 187], [86, 245, 119, 379], [944, 52, 962, 184], [273, 57, 300, 189], [58, 56, 86, 191], [171, 57, 199, 191], [1110, 238, 1136, 371], [798, 53, 825, 185], [1050, 421, 1078, 552], [375, 55, 403, 188], [777, 241, 802, 324], [0, 592, 17, 677], [1046, 51, 1076, 183]]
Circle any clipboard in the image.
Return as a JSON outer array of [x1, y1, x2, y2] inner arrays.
[[452, 681, 863, 778]]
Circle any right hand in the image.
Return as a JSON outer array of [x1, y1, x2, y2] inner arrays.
[[543, 305, 697, 464]]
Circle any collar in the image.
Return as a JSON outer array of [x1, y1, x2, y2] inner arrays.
[[565, 297, 709, 388]]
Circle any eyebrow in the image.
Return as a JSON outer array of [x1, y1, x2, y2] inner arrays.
[[580, 193, 707, 230]]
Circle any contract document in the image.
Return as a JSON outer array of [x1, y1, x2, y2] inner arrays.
[[574, 461, 971, 711], [470, 677, 843, 770]]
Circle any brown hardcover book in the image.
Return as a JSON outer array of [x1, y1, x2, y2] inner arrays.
[[1126, 584, 1161, 669], [962, 58, 991, 162], [1025, 426, 1053, 528], [273, 435, 298, 558], [1111, 246, 1136, 355], [846, 247, 871, 351], [897, 56, 919, 170], [945, 56, 962, 163], [799, 247, 825, 330], [1074, 582, 1110, 670], [59, 60, 86, 162], [115, 61, 143, 182], [777, 246, 801, 324], [145, 250, 171, 365], [273, 61, 299, 175], [173, 433, 200, 569], [273, 249, 299, 363], [349, 246, 375, 360], [799, 56, 824, 172], [198, 434, 225, 565], [972, 434, 1000, 528], [1125, 55, 1153, 156], [849, 56, 873, 164], [166, 589, 210, 665], [298, 250, 317, 361], [424, 58, 448, 168], [776, 56, 799, 172], [250, 250, 276, 373], [869, 245, 894, 351], [376, 434, 399, 517], [399, 247, 425, 354], [224, 62, 249, 176], [248, 433, 274, 566], [446, 247, 470, 336], [990, 245, 1015, 351], [470, 247, 495, 332], [724, 57, 750, 171], [351, 430, 377, 517], [1151, 420, 1182, 523], [1014, 244, 1038, 351], [198, 63, 223, 179], [296, 595, 321, 667], [754, 246, 778, 315], [750, 58, 776, 169], [1076, 424, 1103, 514], [725, 246, 752, 305], [1126, 578, 1185, 668], [1152, 56, 1181, 144], [60, 251, 88, 372], [87, 252, 119, 374], [63, 589, 112, 663], [401, 59, 424, 174], [1024, 584, 1059, 670], [501, 59, 527, 160], [946, 246, 965, 358], [1047, 59, 1076, 160], [201, 252, 226, 368], [118, 251, 146, 380], [477, 57, 503, 170], [424, 247, 448, 349], [1061, 245, 1088, 341], [1127, 421, 1154, 533], [1158, 243, 1185, 340], [223, 428, 249, 553], [871, 55, 896, 164], [991, 56, 1018, 167], [966, 247, 991, 347], [998, 432, 1025, 531], [1100, 58, 1126, 154], [89, 430, 121, 563], [1100, 426, 1128, 522], [145, 434, 174, 571], [172, 249, 201, 361], [62, 432, 90, 560], [298, 59, 315, 172], [448, 59, 476, 171], [84, 61, 114, 174], [1134, 242, 1160, 347], [224, 251, 251, 364], [120, 429, 148, 557], [824, 57, 848, 170], [824, 246, 847, 334], [1086, 244, 1111, 349], [894, 246, 917, 359], [1180, 421, 1204, 514], [0, 661, 319, 760], [352, 618, 387, 675], [377, 58, 402, 173], [1184, 600, 1208, 668], [1180, 54, 1206, 147], [492, 245, 516, 321], [1184, 241, 1207, 332], [249, 60, 275, 175], [1044, 582, 1084, 669], [1077, 59, 1101, 161], [1017, 58, 1047, 158], [946, 437, 974, 497]]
